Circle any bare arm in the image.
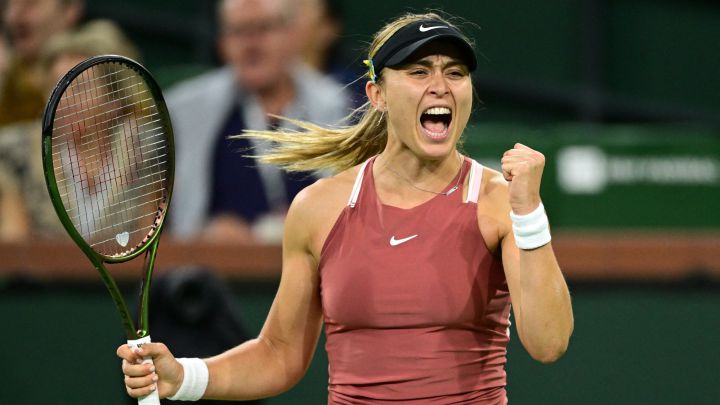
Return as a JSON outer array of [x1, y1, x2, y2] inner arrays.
[[204, 192, 324, 398], [492, 143, 574, 363], [118, 186, 324, 400], [501, 237, 573, 363]]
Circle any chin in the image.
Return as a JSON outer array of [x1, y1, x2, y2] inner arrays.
[[416, 141, 458, 161], [238, 73, 275, 92]]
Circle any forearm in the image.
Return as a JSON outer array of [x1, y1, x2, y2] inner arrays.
[[203, 335, 306, 400], [515, 243, 573, 362], [499, 144, 574, 362]]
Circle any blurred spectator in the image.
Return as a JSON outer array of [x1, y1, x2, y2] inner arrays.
[[293, 0, 341, 73], [0, 153, 29, 240], [167, 0, 350, 243], [0, 19, 139, 241], [0, 119, 46, 241], [41, 19, 139, 81], [0, 23, 9, 97], [293, 0, 365, 107], [0, 0, 84, 126]]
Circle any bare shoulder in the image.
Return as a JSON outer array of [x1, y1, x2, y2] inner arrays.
[[289, 167, 358, 221], [285, 165, 363, 257], [481, 167, 511, 211]]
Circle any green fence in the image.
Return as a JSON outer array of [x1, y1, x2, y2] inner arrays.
[[1, 282, 718, 404], [462, 124, 720, 229]]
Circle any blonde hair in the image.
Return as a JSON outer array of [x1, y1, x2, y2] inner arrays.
[[239, 12, 466, 173]]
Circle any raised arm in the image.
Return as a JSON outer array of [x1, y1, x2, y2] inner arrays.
[[489, 143, 573, 363], [118, 186, 324, 400]]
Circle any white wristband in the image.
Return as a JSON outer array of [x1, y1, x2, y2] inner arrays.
[[510, 202, 552, 250], [167, 358, 209, 401]]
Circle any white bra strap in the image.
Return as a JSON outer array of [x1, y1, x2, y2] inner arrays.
[[464, 159, 483, 204], [348, 159, 371, 208]]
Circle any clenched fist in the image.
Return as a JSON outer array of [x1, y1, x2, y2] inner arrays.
[[501, 143, 545, 215]]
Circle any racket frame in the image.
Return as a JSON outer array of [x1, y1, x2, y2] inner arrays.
[[41, 55, 175, 340]]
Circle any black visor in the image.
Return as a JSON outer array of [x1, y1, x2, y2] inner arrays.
[[371, 20, 477, 78]]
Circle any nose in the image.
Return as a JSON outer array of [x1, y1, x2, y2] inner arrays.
[[428, 71, 449, 97]]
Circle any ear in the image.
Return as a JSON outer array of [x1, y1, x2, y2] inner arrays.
[[365, 81, 386, 112]]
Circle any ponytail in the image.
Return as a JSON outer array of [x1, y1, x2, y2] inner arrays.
[[239, 102, 387, 173]]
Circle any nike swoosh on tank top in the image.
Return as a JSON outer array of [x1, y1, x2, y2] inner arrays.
[[319, 156, 511, 404]]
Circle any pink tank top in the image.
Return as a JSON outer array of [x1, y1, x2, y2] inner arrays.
[[319, 156, 511, 404]]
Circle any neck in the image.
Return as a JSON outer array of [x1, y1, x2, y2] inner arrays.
[[375, 149, 463, 196], [379, 142, 461, 176]]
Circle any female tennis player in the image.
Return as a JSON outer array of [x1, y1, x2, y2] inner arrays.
[[118, 12, 573, 404]]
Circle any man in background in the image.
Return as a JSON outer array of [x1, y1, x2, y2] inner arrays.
[[167, 0, 350, 243]]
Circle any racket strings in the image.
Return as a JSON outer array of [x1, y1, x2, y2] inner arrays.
[[60, 172, 168, 217], [56, 151, 168, 195], [57, 134, 166, 188], [53, 99, 158, 134], [54, 66, 132, 99], [53, 75, 137, 120], [52, 130, 166, 185], [59, 170, 167, 212], [77, 207, 160, 242], [51, 62, 170, 257], [53, 78, 149, 118]]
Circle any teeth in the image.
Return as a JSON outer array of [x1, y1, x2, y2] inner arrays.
[[424, 107, 451, 115]]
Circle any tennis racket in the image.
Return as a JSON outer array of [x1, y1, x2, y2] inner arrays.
[[42, 55, 174, 405]]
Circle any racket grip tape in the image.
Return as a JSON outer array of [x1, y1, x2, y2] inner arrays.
[[127, 335, 161, 405]]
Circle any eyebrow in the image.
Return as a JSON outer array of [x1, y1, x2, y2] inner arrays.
[[405, 57, 467, 69]]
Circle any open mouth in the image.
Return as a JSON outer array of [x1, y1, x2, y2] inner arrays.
[[420, 107, 452, 140]]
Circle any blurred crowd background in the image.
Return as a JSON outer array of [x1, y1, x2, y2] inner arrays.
[[0, 0, 718, 404]]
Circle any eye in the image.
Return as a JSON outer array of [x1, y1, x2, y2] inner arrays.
[[446, 69, 467, 79], [407, 68, 428, 76]]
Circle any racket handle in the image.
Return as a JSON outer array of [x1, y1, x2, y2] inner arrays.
[[127, 335, 161, 405]]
